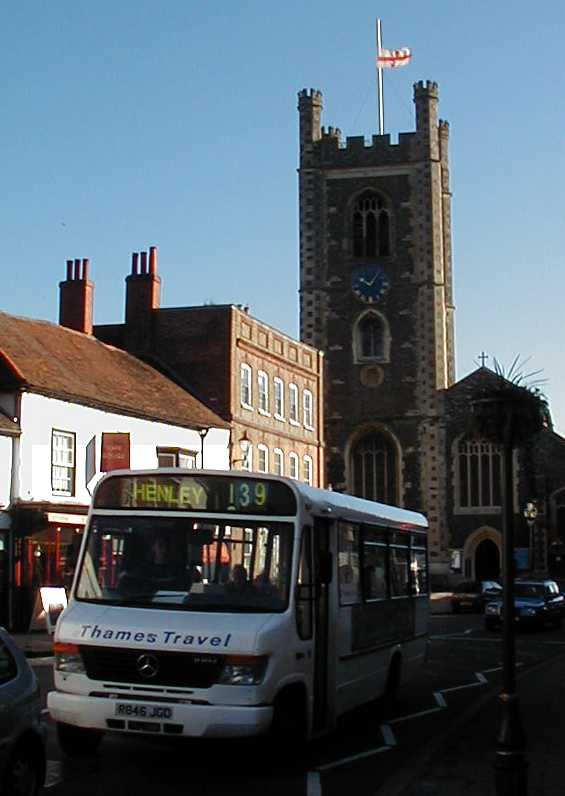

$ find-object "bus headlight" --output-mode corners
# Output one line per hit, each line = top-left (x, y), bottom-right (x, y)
(54, 642), (86, 674)
(218, 655), (268, 686)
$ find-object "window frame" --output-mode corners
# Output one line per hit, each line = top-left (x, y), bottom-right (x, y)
(240, 363), (253, 410)
(289, 383), (299, 425)
(289, 452), (299, 480)
(51, 429), (76, 497)
(273, 448), (284, 476)
(303, 389), (314, 430)
(274, 377), (285, 420)
(156, 447), (197, 469)
(257, 443), (269, 473)
(257, 370), (270, 415)
(303, 454), (313, 486)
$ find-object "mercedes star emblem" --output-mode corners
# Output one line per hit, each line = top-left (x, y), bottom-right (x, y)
(136, 653), (159, 679)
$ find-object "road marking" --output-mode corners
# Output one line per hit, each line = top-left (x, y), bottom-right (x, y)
(45, 760), (63, 789)
(381, 724), (397, 746)
(307, 771), (322, 796)
(386, 705), (444, 725)
(315, 744), (390, 772)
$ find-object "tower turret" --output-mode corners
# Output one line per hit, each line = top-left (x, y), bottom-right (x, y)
(298, 89), (323, 166)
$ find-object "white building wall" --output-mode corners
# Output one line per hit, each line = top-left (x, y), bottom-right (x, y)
(0, 434), (13, 508)
(16, 392), (230, 506)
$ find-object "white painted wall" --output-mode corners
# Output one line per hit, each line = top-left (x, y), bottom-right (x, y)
(15, 392), (230, 506)
(0, 434), (13, 508)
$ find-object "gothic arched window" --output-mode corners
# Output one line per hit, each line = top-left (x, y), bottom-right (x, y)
(353, 311), (390, 363)
(352, 191), (390, 258)
(457, 436), (502, 510)
(350, 432), (397, 503)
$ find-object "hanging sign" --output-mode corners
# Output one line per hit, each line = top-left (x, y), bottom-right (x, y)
(101, 433), (130, 472)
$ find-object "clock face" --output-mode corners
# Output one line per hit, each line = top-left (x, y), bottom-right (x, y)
(351, 266), (390, 303)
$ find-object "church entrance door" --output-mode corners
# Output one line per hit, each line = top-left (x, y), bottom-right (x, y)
(475, 538), (500, 581)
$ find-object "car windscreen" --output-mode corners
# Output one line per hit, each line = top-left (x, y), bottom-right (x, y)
(514, 583), (545, 599)
(75, 515), (293, 613)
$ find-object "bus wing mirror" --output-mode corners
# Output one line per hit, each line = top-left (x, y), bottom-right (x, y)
(318, 552), (333, 585)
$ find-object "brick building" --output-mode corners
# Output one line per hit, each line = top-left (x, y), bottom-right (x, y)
(63, 250), (325, 487)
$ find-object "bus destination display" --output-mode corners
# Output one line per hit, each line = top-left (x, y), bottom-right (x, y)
(94, 474), (297, 515)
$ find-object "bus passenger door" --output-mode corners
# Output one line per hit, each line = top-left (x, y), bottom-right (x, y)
(312, 517), (332, 735)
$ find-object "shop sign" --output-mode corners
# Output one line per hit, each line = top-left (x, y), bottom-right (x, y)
(101, 432), (131, 472)
(46, 512), (87, 526)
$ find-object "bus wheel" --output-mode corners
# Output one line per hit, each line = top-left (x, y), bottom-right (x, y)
(270, 686), (307, 747)
(383, 655), (402, 708)
(57, 723), (104, 757)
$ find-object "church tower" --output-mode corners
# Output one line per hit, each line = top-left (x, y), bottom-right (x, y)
(298, 81), (455, 573)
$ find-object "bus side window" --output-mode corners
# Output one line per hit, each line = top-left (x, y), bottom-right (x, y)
(338, 522), (361, 605)
(296, 527), (313, 640)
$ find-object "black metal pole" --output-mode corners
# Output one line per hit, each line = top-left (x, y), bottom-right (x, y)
(494, 416), (528, 795)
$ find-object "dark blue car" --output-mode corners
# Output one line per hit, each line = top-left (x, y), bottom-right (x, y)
(484, 579), (564, 630)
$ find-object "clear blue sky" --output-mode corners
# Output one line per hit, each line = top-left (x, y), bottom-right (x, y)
(3, 2), (565, 432)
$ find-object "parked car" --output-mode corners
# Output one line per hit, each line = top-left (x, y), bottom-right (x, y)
(0, 628), (46, 795)
(451, 580), (503, 613)
(485, 579), (565, 630)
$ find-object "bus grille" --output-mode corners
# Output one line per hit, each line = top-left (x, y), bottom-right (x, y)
(79, 645), (224, 688)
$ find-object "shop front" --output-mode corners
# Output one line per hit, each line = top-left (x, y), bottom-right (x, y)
(8, 505), (87, 631)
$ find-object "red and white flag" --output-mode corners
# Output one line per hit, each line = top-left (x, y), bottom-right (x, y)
(377, 47), (412, 69)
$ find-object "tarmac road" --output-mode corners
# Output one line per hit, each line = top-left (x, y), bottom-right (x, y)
(33, 612), (565, 796)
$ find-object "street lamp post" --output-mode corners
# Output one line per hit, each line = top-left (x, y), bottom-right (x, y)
(494, 418), (528, 795)
(523, 501), (538, 576)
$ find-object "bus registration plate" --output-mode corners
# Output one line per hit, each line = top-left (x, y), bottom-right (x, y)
(115, 703), (173, 720)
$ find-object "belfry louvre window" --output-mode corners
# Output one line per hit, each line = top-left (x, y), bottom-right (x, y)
(457, 437), (502, 510)
(352, 191), (390, 258)
(351, 432), (397, 503)
(359, 315), (385, 359)
(52, 430), (76, 496)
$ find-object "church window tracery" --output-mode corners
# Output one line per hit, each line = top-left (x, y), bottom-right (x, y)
(352, 191), (390, 258)
(350, 432), (397, 503)
(456, 436), (502, 511)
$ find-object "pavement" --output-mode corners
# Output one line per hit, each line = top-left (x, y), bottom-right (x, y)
(11, 599), (565, 796)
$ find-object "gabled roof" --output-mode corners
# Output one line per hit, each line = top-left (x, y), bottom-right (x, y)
(0, 311), (228, 431)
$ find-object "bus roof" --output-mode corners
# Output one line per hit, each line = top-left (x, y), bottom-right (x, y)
(92, 469), (428, 531)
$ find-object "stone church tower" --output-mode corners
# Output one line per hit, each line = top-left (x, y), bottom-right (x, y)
(297, 81), (455, 573)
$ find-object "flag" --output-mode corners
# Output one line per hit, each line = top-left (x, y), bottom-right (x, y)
(377, 47), (412, 69)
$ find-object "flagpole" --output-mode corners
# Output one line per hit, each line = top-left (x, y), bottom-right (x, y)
(376, 18), (384, 135)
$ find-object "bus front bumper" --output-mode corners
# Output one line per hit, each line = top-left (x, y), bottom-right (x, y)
(48, 690), (274, 739)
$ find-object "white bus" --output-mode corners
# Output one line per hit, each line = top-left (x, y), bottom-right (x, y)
(48, 469), (429, 753)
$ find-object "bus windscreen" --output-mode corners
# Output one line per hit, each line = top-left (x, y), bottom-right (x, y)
(93, 474), (297, 516)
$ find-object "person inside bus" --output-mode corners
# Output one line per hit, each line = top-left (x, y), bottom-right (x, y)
(118, 534), (191, 596)
(226, 564), (251, 594)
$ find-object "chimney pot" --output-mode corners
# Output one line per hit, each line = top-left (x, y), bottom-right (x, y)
(82, 258), (90, 281)
(149, 246), (157, 275)
(66, 260), (73, 280)
(140, 251), (148, 274)
(73, 259), (81, 280)
(132, 252), (139, 275)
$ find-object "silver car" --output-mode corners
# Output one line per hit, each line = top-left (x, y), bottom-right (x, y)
(0, 628), (46, 795)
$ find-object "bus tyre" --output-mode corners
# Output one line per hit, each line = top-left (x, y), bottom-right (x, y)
(270, 688), (307, 748)
(383, 655), (401, 708)
(57, 723), (104, 757)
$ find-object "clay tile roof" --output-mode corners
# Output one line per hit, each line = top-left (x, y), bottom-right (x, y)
(0, 311), (228, 430)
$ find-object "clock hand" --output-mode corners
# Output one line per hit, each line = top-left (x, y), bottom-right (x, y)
(366, 275), (378, 286)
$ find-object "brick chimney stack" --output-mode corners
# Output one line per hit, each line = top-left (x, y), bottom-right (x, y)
(59, 258), (94, 335)
(125, 245), (161, 352)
